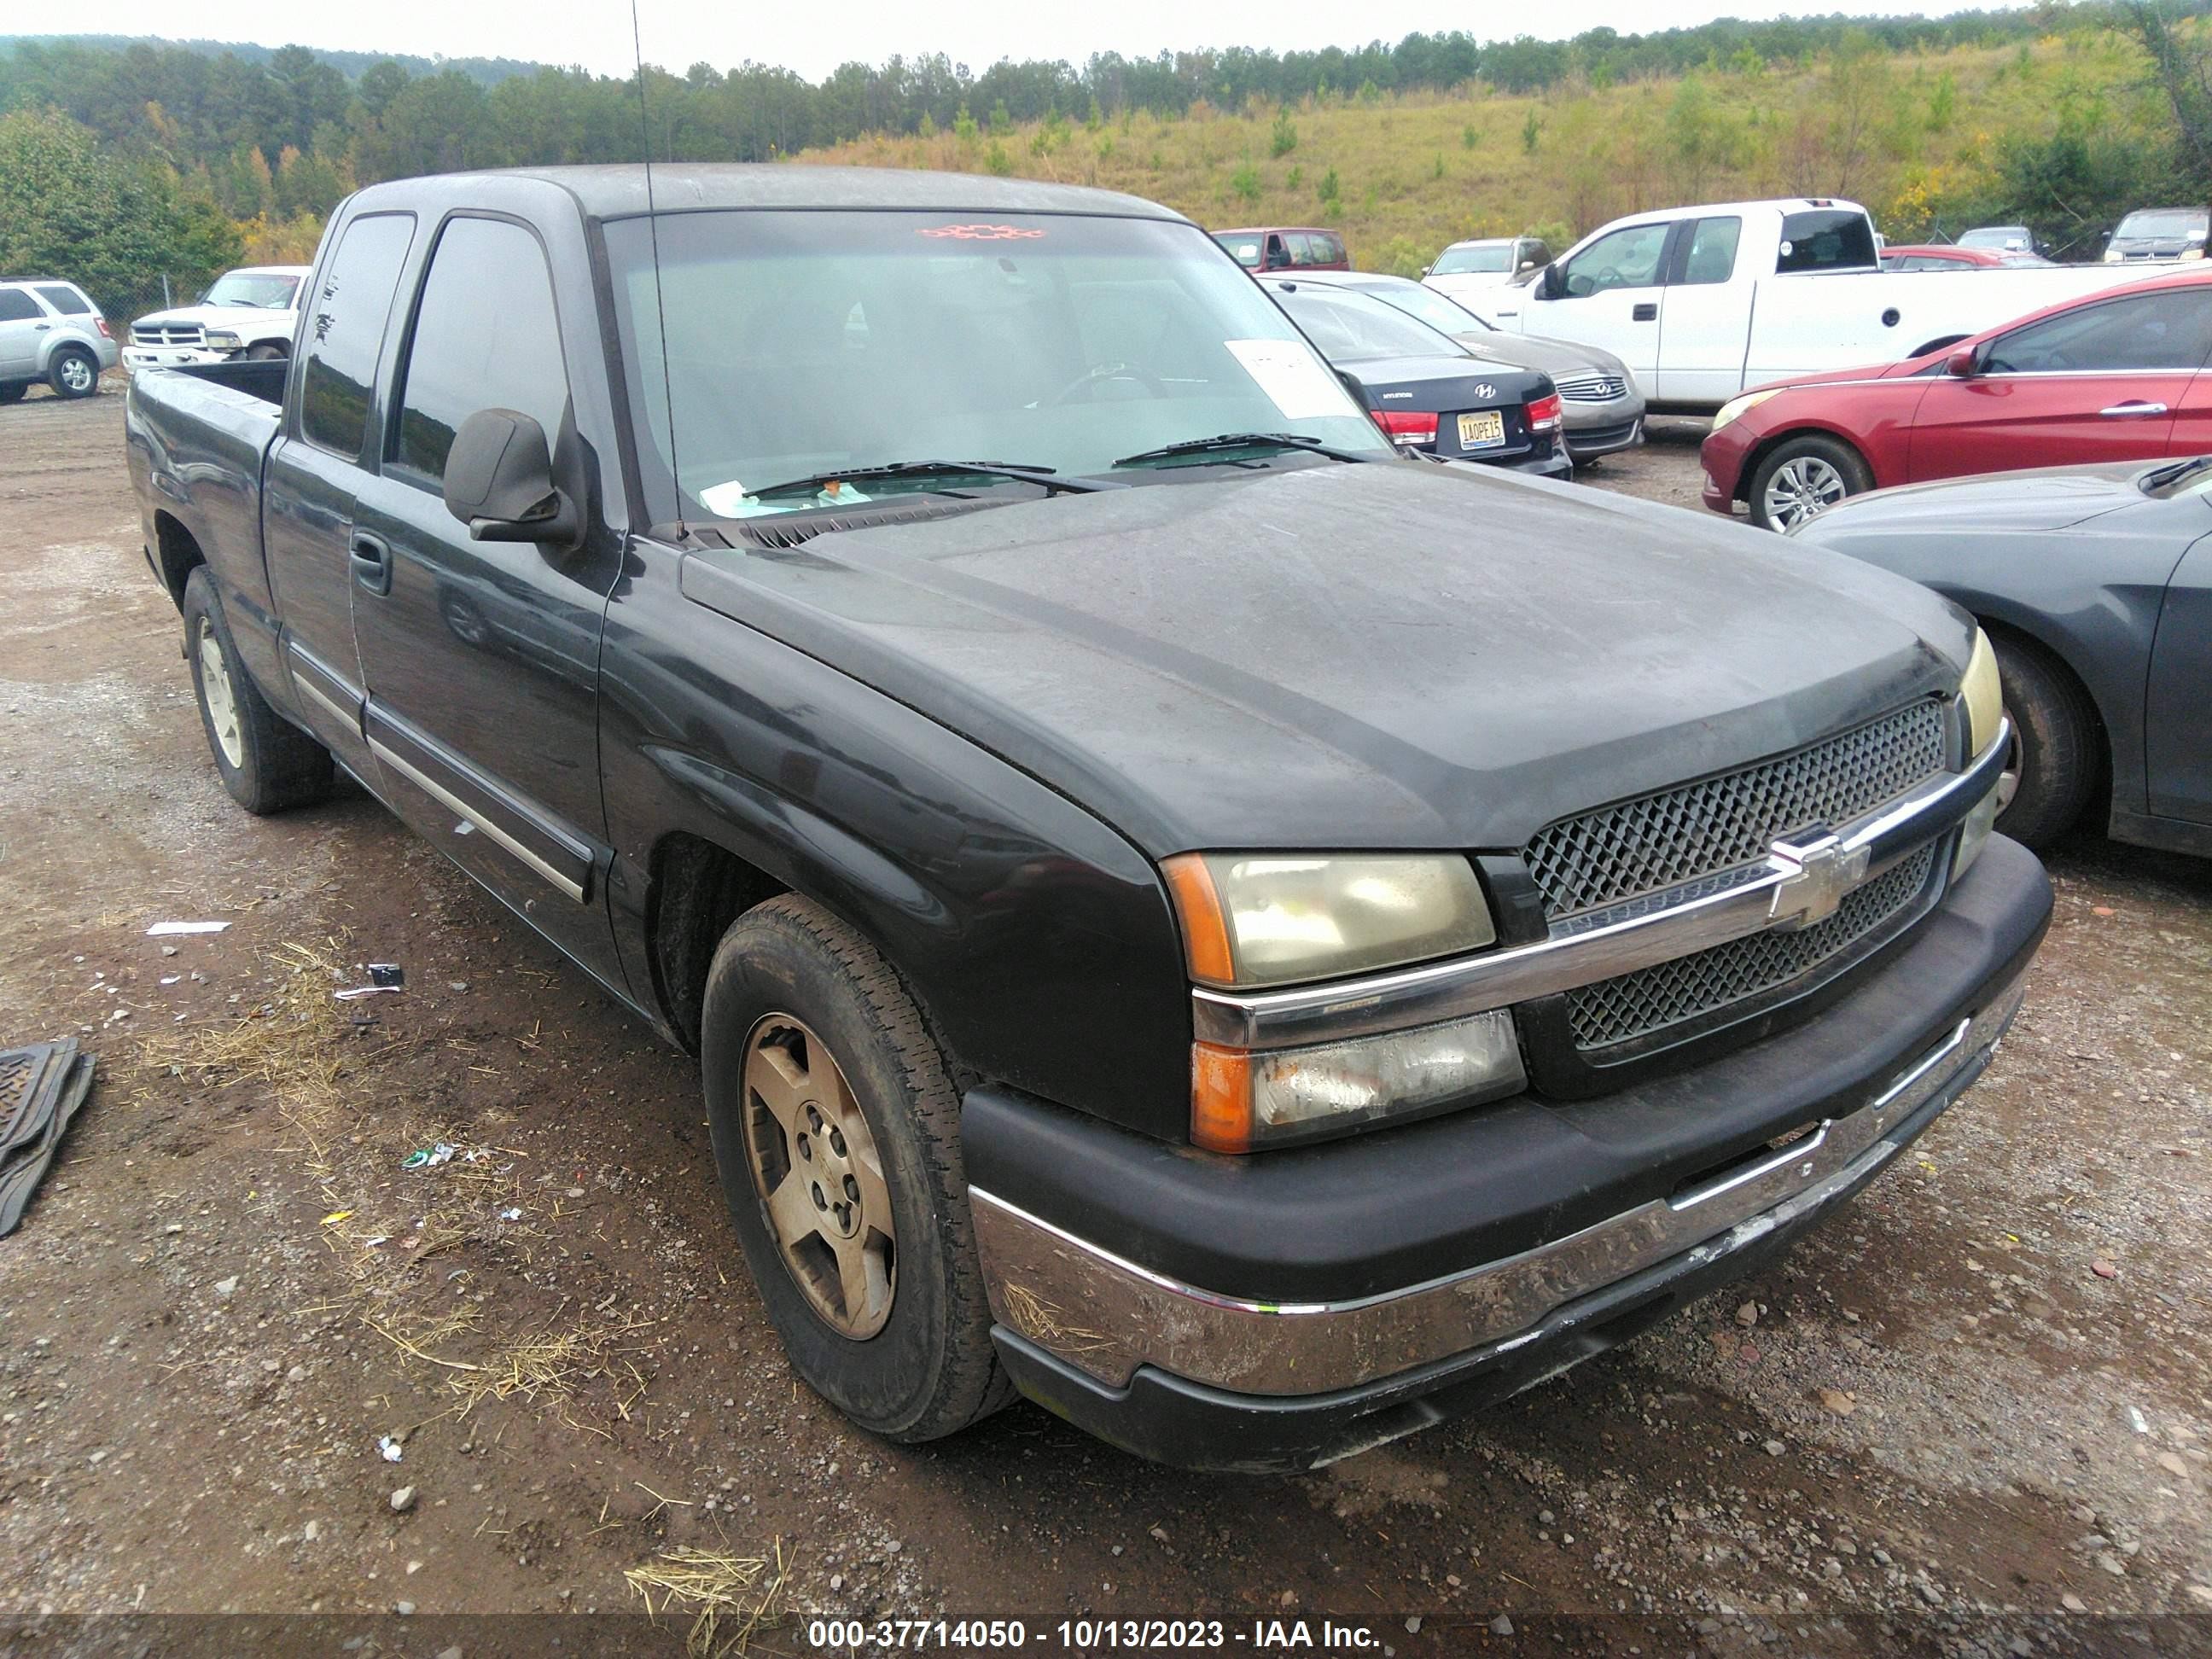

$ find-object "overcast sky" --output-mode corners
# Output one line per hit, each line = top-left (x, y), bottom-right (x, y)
(45, 0), (1967, 82)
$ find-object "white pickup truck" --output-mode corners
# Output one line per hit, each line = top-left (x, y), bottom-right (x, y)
(1474, 199), (2154, 411)
(123, 265), (310, 372)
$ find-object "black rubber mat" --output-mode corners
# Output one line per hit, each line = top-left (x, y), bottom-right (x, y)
(0, 1040), (96, 1237)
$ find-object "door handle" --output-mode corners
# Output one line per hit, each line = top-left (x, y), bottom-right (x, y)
(1632, 302), (1659, 322)
(2098, 401), (2168, 418)
(349, 531), (393, 597)
(34, 323), (51, 331)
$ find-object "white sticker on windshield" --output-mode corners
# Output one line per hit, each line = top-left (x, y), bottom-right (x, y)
(1225, 339), (1350, 421)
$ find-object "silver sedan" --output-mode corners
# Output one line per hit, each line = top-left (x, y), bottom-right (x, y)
(1301, 271), (1645, 462)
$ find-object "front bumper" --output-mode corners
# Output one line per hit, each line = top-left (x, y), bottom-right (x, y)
(965, 835), (2050, 1470)
(1563, 408), (1644, 460)
(124, 346), (230, 370)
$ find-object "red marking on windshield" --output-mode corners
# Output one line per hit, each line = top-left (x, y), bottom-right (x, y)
(918, 224), (1046, 241)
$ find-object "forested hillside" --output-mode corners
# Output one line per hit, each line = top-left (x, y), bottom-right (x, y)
(2, 5), (2206, 316)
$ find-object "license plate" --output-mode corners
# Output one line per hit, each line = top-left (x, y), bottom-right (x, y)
(1458, 410), (1506, 450)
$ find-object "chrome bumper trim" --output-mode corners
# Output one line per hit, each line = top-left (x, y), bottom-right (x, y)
(1191, 720), (2009, 1051)
(975, 971), (2023, 1396)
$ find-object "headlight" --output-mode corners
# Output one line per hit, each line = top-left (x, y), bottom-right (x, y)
(1193, 1011), (1526, 1152)
(1711, 388), (1779, 433)
(1165, 853), (1515, 1151)
(1953, 628), (2005, 879)
(206, 330), (243, 352)
(1161, 853), (1496, 989)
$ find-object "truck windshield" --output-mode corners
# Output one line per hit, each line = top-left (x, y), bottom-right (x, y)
(1431, 244), (1511, 275)
(201, 272), (300, 308)
(605, 210), (1389, 522)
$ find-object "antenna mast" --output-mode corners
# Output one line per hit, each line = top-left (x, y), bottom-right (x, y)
(632, 0), (684, 536)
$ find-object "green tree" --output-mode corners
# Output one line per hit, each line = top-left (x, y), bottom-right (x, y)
(0, 109), (240, 310)
(1318, 165), (1341, 204)
(1521, 109), (1542, 154)
(1231, 160), (1262, 204)
(1271, 107), (1297, 157)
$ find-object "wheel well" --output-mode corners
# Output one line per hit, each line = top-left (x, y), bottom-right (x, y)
(648, 833), (788, 1053)
(154, 512), (205, 610)
(1732, 427), (1872, 505)
(1978, 618), (2111, 751)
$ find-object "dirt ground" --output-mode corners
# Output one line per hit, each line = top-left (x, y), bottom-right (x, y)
(2, 388), (2209, 1658)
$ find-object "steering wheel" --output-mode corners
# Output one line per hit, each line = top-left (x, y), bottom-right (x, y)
(1052, 362), (1169, 405)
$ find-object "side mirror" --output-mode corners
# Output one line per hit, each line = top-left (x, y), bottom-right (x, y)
(442, 408), (580, 546)
(1419, 265), (1431, 277)
(1538, 263), (1565, 300)
(1945, 346), (1981, 378)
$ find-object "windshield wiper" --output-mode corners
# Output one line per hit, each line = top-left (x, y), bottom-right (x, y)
(1110, 432), (1375, 468)
(2142, 454), (2212, 492)
(744, 460), (1105, 501)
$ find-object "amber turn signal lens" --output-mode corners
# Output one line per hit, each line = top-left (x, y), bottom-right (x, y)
(1161, 853), (1237, 987)
(1190, 1043), (1253, 1154)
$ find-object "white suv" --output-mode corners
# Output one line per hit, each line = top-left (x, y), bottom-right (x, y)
(124, 265), (309, 371)
(0, 279), (120, 402)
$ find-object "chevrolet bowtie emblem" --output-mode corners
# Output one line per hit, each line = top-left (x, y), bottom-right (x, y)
(1767, 833), (1871, 928)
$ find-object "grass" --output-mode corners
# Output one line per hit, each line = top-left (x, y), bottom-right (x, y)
(626, 1541), (789, 1656)
(801, 26), (2173, 272)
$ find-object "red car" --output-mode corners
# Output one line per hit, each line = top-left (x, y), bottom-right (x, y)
(1879, 243), (2051, 271)
(1703, 267), (2212, 529)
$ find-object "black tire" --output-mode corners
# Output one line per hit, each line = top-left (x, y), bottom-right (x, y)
(1747, 434), (1874, 531)
(246, 343), (288, 361)
(48, 345), (101, 399)
(701, 895), (1012, 1443)
(1990, 633), (2098, 849)
(181, 568), (334, 815)
(0, 381), (26, 405)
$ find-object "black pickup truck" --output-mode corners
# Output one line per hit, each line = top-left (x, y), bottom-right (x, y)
(126, 166), (2048, 1472)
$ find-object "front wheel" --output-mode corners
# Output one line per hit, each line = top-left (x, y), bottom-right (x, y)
(1989, 634), (2098, 848)
(49, 346), (100, 399)
(182, 568), (334, 814)
(1748, 434), (1872, 531)
(701, 896), (1010, 1443)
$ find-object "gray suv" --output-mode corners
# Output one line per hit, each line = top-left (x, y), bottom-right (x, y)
(0, 279), (121, 402)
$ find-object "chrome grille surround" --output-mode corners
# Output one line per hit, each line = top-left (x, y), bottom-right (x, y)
(1524, 701), (1947, 922)
(131, 323), (205, 347)
(1553, 370), (1631, 402)
(1565, 844), (1938, 1050)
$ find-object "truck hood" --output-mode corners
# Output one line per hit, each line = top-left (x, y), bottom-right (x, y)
(680, 462), (1973, 856)
(131, 302), (296, 330)
(1792, 460), (2157, 537)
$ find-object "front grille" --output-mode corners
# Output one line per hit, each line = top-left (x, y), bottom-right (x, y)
(131, 323), (204, 347)
(1523, 701), (1947, 921)
(1566, 419), (1640, 451)
(1554, 371), (1630, 402)
(1566, 844), (1937, 1049)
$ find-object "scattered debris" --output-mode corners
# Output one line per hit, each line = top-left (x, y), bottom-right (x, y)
(2091, 1258), (2118, 1279)
(335, 984), (402, 1002)
(212, 1276), (239, 1297)
(389, 1485), (417, 1512)
(377, 1435), (405, 1464)
(0, 1039), (97, 1237)
(498, 1207), (523, 1222)
(2128, 1406), (2151, 1435)
(146, 921), (229, 936)
(403, 1144), (457, 1169)
(625, 1542), (786, 1653)
(367, 963), (405, 987)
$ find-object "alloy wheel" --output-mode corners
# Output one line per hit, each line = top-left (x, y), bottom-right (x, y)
(741, 1013), (895, 1339)
(58, 355), (95, 394)
(1761, 454), (1849, 528)
(196, 619), (244, 769)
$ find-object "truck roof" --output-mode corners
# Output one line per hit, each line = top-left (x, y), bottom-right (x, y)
(347, 164), (1185, 225)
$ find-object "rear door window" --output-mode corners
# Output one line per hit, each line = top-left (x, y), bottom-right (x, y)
(1777, 210), (1879, 273)
(298, 212), (417, 459)
(1677, 217), (1742, 285)
(0, 288), (40, 322)
(34, 285), (91, 315)
(1985, 289), (2212, 374)
(388, 216), (572, 484)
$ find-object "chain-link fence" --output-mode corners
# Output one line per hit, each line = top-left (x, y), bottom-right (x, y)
(90, 274), (207, 329)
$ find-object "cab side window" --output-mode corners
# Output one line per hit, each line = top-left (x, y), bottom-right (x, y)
(1562, 223), (1670, 296)
(1678, 217), (1742, 285)
(388, 217), (572, 484)
(298, 213), (417, 459)
(1984, 290), (2212, 375)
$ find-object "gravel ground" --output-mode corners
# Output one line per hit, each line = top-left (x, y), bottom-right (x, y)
(1, 389), (2208, 1657)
